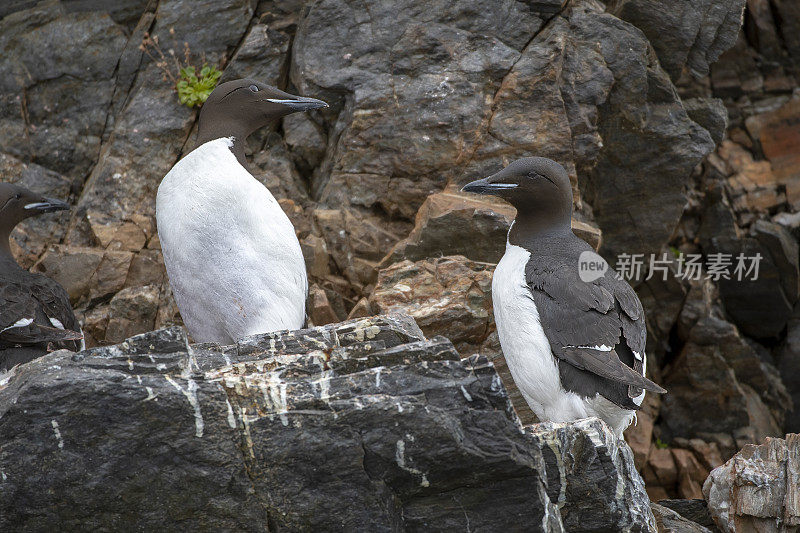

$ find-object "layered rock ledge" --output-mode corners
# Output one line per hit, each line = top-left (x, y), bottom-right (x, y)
(0, 315), (655, 532)
(704, 433), (800, 532)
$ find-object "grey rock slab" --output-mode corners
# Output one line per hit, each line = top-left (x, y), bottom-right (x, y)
(651, 503), (713, 533)
(0, 1), (127, 177)
(657, 499), (719, 532)
(607, 0), (745, 80)
(704, 434), (800, 532)
(0, 314), (659, 531)
(683, 97), (729, 146)
(564, 3), (715, 260)
(529, 418), (657, 532)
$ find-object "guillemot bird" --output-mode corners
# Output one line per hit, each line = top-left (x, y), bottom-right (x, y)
(0, 183), (83, 371)
(462, 157), (666, 437)
(157, 79), (328, 344)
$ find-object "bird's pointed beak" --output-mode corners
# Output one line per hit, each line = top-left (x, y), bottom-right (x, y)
(461, 176), (517, 195)
(265, 94), (329, 112)
(24, 197), (70, 213)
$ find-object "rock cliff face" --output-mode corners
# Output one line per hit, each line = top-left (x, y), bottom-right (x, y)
(0, 316), (655, 532)
(2, 0), (733, 342)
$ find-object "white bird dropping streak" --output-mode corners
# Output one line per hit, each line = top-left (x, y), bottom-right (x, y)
(51, 420), (64, 449)
(165, 375), (205, 437)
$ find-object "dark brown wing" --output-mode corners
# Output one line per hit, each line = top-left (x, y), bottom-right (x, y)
(26, 272), (81, 333)
(0, 274), (81, 349)
(525, 251), (665, 410)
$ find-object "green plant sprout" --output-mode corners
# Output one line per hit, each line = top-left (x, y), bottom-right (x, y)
(140, 30), (222, 108)
(177, 65), (222, 108)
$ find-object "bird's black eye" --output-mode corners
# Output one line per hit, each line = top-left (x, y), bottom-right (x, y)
(249, 84), (259, 92)
(14, 194), (21, 200)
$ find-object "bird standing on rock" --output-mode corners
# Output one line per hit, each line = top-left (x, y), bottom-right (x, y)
(0, 183), (83, 371)
(157, 79), (328, 344)
(462, 157), (666, 437)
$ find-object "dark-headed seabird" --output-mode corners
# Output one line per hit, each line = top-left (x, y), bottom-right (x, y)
(462, 157), (666, 437)
(156, 79), (328, 344)
(0, 183), (83, 371)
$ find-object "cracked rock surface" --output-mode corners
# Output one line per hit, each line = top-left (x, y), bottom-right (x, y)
(0, 315), (654, 532)
(0, 0), (727, 344)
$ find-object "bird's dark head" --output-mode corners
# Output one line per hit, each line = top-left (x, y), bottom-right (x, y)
(0, 183), (70, 229)
(196, 79), (328, 147)
(462, 157), (573, 235)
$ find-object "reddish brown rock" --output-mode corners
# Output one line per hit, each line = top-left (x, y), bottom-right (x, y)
(671, 449), (707, 500)
(314, 209), (407, 290)
(571, 219), (603, 252)
(675, 481), (699, 502)
(347, 298), (373, 320)
(87, 213), (148, 252)
(81, 305), (110, 348)
(625, 392), (661, 473)
(105, 285), (160, 344)
(648, 447), (679, 489)
(278, 198), (312, 239)
(382, 190), (602, 270)
(381, 191), (516, 266)
(647, 486), (670, 503)
(33, 246), (105, 304)
(745, 98), (800, 208)
(154, 285), (182, 333)
(368, 256), (494, 352)
(624, 410), (654, 472)
(307, 284), (339, 327)
(718, 140), (784, 213)
(124, 249), (167, 288)
(88, 250), (134, 302)
(300, 234), (330, 279)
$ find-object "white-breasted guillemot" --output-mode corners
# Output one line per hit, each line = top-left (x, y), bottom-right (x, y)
(0, 183), (83, 371)
(156, 79), (328, 344)
(462, 157), (666, 437)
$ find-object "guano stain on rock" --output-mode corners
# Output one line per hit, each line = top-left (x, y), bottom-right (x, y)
(0, 315), (655, 531)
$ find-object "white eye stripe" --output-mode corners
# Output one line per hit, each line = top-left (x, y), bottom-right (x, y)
(266, 98), (299, 104)
(24, 202), (48, 210)
(490, 183), (518, 189)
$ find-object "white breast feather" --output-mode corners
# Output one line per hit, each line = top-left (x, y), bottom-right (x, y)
(492, 242), (639, 437)
(492, 244), (588, 422)
(156, 137), (307, 344)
